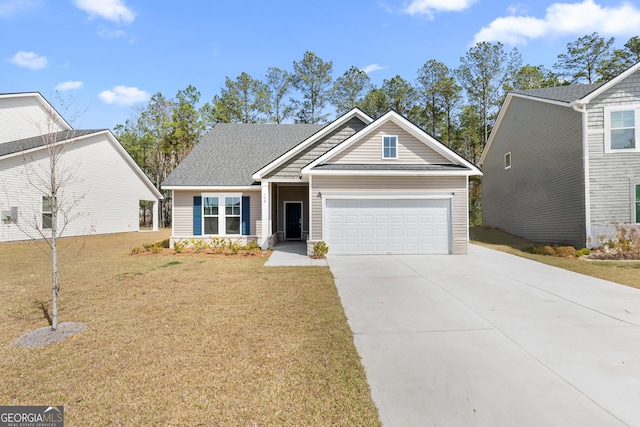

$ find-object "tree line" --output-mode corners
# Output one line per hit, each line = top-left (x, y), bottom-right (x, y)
(115, 32), (640, 226)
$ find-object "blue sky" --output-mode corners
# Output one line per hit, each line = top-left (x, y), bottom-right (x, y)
(3, 0), (640, 130)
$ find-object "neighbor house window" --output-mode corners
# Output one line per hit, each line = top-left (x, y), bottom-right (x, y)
(505, 152), (512, 170)
(225, 196), (241, 234)
(635, 184), (640, 223)
(203, 197), (219, 234)
(42, 196), (53, 229)
(605, 107), (640, 152)
(382, 135), (398, 159)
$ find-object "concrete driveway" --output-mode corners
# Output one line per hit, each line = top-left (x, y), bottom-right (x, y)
(327, 245), (640, 426)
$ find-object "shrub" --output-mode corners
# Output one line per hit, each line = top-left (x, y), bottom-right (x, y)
(313, 241), (329, 258)
(576, 247), (590, 257)
(131, 245), (143, 255)
(173, 239), (187, 254)
(228, 239), (241, 255)
(143, 240), (163, 254)
(555, 246), (577, 258)
(191, 238), (209, 253)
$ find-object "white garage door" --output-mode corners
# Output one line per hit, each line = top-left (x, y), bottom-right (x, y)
(325, 198), (451, 255)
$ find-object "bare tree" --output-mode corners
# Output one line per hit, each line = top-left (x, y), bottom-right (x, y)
(2, 112), (87, 330)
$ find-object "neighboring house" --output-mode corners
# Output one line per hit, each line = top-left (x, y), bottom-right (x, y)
(480, 62), (640, 248)
(0, 92), (162, 242)
(162, 109), (481, 255)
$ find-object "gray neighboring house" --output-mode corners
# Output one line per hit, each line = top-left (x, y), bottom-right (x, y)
(162, 109), (482, 255)
(480, 62), (640, 248)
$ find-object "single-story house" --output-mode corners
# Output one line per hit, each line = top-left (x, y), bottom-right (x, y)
(162, 109), (481, 255)
(0, 92), (162, 242)
(479, 62), (640, 248)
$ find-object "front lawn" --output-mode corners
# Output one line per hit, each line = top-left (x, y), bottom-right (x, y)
(0, 231), (380, 426)
(470, 227), (640, 290)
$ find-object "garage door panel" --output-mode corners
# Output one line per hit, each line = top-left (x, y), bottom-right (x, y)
(325, 198), (451, 255)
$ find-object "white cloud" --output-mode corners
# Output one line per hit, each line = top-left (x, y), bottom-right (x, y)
(99, 85), (149, 106)
(74, 0), (135, 24)
(403, 0), (476, 18)
(55, 81), (84, 91)
(7, 51), (47, 70)
(362, 64), (385, 74)
(98, 27), (127, 39)
(474, 0), (640, 45)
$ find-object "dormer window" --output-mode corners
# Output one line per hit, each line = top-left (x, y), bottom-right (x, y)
(382, 135), (398, 159)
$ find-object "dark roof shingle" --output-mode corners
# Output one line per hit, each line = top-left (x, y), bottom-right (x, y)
(511, 83), (604, 103)
(0, 130), (104, 157)
(162, 123), (325, 187)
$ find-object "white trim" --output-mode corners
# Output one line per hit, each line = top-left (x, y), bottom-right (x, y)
(0, 92), (72, 131)
(308, 169), (480, 177)
(163, 185), (259, 191)
(301, 110), (481, 176)
(308, 175), (314, 241)
(200, 193), (242, 236)
(283, 201), (303, 240)
(382, 135), (398, 160)
(251, 108), (373, 180)
(260, 182), (270, 249)
(320, 192), (454, 200)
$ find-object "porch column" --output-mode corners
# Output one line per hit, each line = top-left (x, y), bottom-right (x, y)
(260, 181), (271, 249)
(152, 200), (159, 231)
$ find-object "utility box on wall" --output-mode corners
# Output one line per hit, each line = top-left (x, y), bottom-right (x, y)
(1, 207), (18, 224)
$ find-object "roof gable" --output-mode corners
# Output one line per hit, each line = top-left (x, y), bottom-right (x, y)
(302, 110), (481, 176)
(252, 108), (373, 180)
(0, 92), (71, 144)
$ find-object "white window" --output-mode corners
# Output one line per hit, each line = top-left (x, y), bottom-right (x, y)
(504, 152), (511, 170)
(382, 135), (398, 159)
(42, 196), (53, 229)
(202, 194), (242, 235)
(605, 107), (640, 152)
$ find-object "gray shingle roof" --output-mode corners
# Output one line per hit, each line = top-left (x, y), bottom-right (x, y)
(162, 123), (325, 187)
(511, 83), (604, 103)
(0, 130), (103, 157)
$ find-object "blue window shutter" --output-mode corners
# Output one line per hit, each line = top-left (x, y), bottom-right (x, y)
(242, 196), (250, 235)
(193, 196), (202, 236)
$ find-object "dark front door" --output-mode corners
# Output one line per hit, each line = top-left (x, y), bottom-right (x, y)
(285, 202), (302, 239)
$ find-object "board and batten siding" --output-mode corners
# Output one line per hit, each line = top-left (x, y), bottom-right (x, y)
(585, 69), (640, 240)
(171, 189), (260, 238)
(482, 96), (586, 247)
(329, 122), (449, 164)
(0, 134), (158, 242)
(0, 96), (68, 144)
(310, 175), (469, 254)
(264, 117), (367, 181)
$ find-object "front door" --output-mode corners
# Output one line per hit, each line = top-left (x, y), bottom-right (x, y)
(285, 202), (302, 239)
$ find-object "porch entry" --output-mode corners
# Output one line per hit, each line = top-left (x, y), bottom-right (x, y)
(284, 201), (302, 240)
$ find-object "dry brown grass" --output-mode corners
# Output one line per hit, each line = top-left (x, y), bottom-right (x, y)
(0, 231), (380, 426)
(471, 227), (640, 290)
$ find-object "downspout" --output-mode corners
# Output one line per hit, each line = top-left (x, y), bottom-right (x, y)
(573, 101), (591, 247)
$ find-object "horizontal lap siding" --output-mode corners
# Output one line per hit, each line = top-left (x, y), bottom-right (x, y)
(0, 96), (68, 143)
(586, 71), (640, 239)
(310, 176), (469, 254)
(265, 118), (366, 181)
(1, 135), (158, 241)
(329, 122), (449, 164)
(482, 97), (586, 247)
(172, 190), (260, 238)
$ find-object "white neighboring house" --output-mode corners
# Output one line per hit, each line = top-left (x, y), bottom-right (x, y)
(0, 92), (162, 242)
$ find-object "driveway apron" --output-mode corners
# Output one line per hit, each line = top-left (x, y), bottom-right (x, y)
(327, 245), (640, 426)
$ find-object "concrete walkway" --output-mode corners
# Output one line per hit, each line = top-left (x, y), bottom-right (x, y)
(328, 245), (640, 426)
(263, 241), (328, 267)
